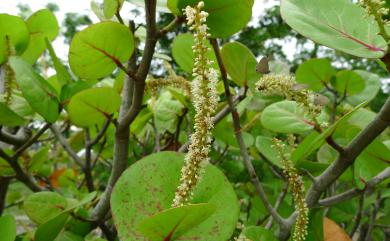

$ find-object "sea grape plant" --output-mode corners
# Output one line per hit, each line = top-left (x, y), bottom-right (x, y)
(0, 0), (390, 240)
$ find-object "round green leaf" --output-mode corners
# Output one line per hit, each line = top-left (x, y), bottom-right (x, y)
(24, 191), (68, 224)
(280, 0), (387, 58)
(111, 151), (239, 241)
(173, 0), (253, 38)
(260, 100), (314, 134)
(0, 103), (26, 127)
(22, 9), (59, 64)
(0, 215), (16, 241)
(295, 58), (335, 91)
(104, 0), (125, 18)
(68, 87), (121, 126)
(0, 14), (29, 64)
(347, 70), (381, 106)
(9, 56), (59, 123)
(332, 70), (365, 96)
(69, 21), (134, 80)
(137, 203), (216, 240)
(172, 33), (217, 73)
(221, 41), (260, 87)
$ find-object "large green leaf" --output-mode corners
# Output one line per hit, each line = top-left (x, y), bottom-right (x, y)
(9, 56), (59, 123)
(347, 70), (381, 106)
(260, 100), (314, 134)
(68, 87), (120, 126)
(21, 9), (59, 64)
(221, 41), (260, 87)
(0, 14), (29, 64)
(111, 151), (239, 241)
(280, 0), (387, 58)
(295, 58), (335, 91)
(332, 70), (365, 96)
(69, 21), (134, 80)
(104, 0), (125, 18)
(172, 0), (253, 38)
(0, 215), (16, 241)
(172, 33), (216, 73)
(24, 191), (68, 224)
(0, 102), (26, 127)
(137, 203), (216, 240)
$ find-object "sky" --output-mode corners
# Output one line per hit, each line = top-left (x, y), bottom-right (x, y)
(0, 0), (283, 60)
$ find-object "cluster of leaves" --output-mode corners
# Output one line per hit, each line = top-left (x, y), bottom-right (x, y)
(0, 0), (389, 241)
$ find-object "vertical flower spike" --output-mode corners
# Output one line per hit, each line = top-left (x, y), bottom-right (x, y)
(3, 36), (16, 105)
(172, 1), (219, 207)
(272, 137), (308, 241)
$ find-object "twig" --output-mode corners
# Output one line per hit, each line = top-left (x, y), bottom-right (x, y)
(318, 167), (390, 206)
(265, 182), (289, 229)
(84, 128), (95, 192)
(50, 126), (84, 167)
(210, 38), (287, 230)
(12, 123), (51, 159)
(364, 192), (381, 241)
(349, 194), (365, 237)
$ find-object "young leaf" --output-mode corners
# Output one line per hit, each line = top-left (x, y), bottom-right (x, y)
(260, 100), (314, 134)
(0, 215), (16, 241)
(221, 41), (260, 87)
(21, 9), (59, 64)
(9, 56), (60, 123)
(68, 87), (120, 126)
(0, 102), (26, 127)
(295, 58), (336, 91)
(103, 0), (125, 18)
(0, 14), (29, 64)
(111, 151), (239, 241)
(45, 38), (72, 86)
(137, 203), (216, 241)
(69, 21), (134, 80)
(281, 0), (387, 58)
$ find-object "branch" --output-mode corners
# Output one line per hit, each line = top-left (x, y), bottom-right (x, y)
(87, 119), (111, 148)
(265, 182), (289, 229)
(12, 123), (51, 159)
(92, 3), (159, 219)
(318, 167), (390, 206)
(84, 128), (95, 192)
(306, 96), (390, 208)
(157, 16), (184, 37)
(0, 127), (30, 146)
(0, 148), (42, 192)
(50, 126), (84, 167)
(210, 38), (287, 229)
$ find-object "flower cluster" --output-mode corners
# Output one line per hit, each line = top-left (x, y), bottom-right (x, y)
(3, 36), (15, 105)
(256, 74), (323, 121)
(172, 1), (219, 207)
(272, 137), (308, 241)
(359, 0), (390, 40)
(146, 76), (192, 99)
